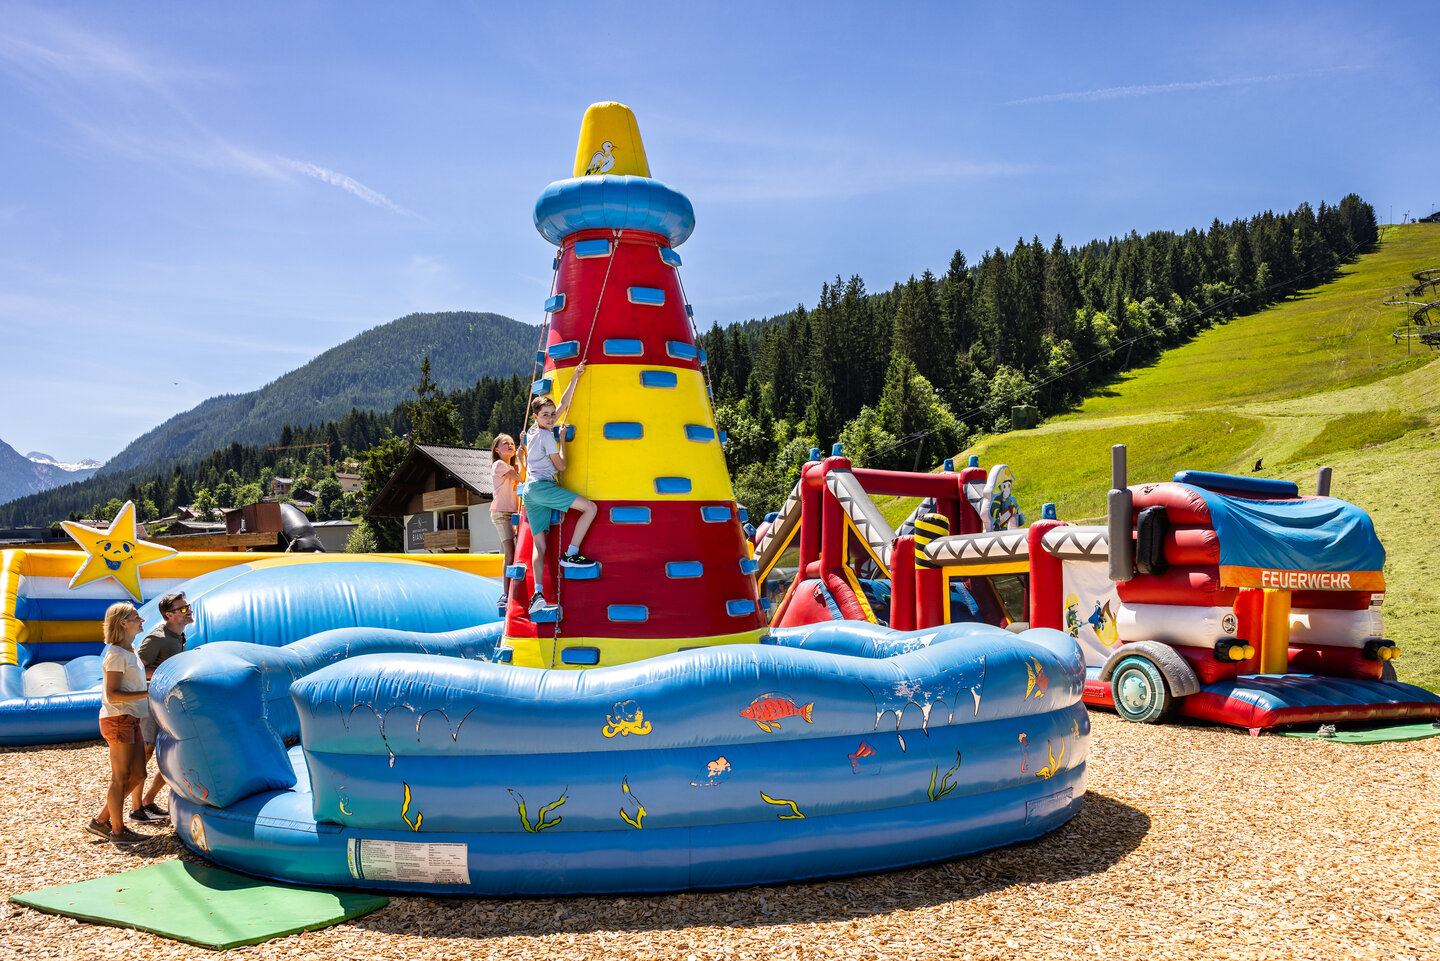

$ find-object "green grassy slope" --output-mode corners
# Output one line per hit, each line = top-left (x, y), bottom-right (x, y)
(966, 223), (1440, 691)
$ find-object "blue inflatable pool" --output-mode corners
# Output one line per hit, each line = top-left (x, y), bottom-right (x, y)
(158, 619), (1088, 895)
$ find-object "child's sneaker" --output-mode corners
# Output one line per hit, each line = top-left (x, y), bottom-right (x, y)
(560, 552), (597, 568)
(528, 592), (549, 615)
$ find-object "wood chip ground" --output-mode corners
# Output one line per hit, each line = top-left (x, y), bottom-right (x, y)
(3, 714), (1437, 960)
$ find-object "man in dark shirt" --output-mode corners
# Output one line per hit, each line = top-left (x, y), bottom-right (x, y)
(129, 593), (193, 823)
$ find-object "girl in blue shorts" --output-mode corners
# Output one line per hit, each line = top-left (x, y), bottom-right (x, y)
(522, 362), (598, 613)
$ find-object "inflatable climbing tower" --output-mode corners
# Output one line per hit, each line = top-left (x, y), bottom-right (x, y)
(500, 102), (768, 668)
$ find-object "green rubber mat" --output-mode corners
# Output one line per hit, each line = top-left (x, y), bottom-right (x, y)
(9, 859), (388, 949)
(1284, 722), (1440, 744)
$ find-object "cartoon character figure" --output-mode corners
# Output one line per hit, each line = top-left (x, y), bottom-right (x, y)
(978, 465), (1026, 532)
(691, 756), (732, 787)
(585, 140), (615, 175)
(1064, 593), (1081, 636)
(741, 693), (814, 732)
(1087, 599), (1120, 646)
(603, 699), (652, 738)
(1018, 732), (1030, 774)
(990, 476), (1025, 530)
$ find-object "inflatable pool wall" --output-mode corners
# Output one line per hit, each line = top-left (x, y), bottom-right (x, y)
(504, 102), (768, 669)
(159, 618), (1087, 895)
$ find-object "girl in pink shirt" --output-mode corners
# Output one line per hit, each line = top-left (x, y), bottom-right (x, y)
(490, 434), (520, 606)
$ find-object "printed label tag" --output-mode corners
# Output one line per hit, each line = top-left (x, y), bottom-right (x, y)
(346, 838), (468, 884)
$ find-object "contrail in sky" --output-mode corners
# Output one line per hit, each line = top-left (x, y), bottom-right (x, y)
(280, 159), (411, 215)
(1005, 66), (1365, 105)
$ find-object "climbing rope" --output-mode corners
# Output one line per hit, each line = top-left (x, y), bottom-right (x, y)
(539, 230), (626, 667)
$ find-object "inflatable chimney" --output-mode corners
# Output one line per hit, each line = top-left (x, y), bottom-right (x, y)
(499, 102), (768, 668)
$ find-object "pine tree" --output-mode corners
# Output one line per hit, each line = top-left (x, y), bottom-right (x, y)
(1042, 236), (1079, 343)
(403, 356), (462, 447)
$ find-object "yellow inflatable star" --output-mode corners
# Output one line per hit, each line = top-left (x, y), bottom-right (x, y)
(61, 500), (177, 601)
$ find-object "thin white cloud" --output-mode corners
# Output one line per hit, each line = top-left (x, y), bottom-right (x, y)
(1, 8), (411, 214)
(280, 159), (413, 215)
(1005, 66), (1366, 106)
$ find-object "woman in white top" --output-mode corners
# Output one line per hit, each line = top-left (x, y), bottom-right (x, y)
(86, 603), (151, 845)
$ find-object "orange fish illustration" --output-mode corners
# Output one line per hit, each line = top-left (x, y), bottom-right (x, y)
(1025, 658), (1049, 699)
(741, 693), (814, 732)
(848, 741), (877, 772)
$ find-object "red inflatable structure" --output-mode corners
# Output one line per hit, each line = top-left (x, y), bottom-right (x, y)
(757, 444), (1440, 733)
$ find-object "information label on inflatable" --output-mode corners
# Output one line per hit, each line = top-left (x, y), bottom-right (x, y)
(345, 839), (468, 885)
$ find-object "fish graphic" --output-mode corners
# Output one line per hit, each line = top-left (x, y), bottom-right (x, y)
(691, 756), (733, 787)
(848, 741), (878, 773)
(1025, 658), (1049, 699)
(741, 693), (814, 732)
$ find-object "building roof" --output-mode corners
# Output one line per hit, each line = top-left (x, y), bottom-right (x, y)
(367, 443), (494, 518)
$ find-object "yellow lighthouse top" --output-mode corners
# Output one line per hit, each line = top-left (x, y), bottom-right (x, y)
(572, 101), (650, 178)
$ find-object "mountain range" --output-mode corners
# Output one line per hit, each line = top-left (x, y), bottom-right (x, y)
(0, 310), (536, 511)
(0, 441), (101, 506)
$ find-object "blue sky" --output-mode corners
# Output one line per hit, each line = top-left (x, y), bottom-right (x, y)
(2, 2), (1435, 463)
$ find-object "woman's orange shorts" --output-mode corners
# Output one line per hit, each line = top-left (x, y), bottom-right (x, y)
(99, 714), (143, 745)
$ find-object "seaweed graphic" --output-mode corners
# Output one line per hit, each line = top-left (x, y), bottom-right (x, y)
(618, 776), (647, 828)
(927, 751), (963, 801)
(401, 781), (422, 831)
(510, 787), (568, 833)
(1034, 739), (1065, 780)
(759, 791), (806, 819)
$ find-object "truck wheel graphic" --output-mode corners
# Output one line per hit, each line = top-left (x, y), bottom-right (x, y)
(1112, 656), (1174, 724)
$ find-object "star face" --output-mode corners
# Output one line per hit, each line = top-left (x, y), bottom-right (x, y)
(61, 501), (178, 601)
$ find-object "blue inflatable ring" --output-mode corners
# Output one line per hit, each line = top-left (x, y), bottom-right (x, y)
(534, 175), (695, 247)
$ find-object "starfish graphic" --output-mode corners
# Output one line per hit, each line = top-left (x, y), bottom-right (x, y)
(61, 501), (177, 601)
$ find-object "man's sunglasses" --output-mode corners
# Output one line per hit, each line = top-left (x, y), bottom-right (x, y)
(165, 604), (192, 615)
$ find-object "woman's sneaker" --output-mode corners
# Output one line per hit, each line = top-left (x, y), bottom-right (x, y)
(560, 552), (597, 568)
(129, 803), (168, 824)
(110, 827), (148, 845)
(84, 818), (110, 840)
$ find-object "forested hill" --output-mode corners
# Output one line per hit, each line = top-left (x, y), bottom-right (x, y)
(103, 311), (534, 473)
